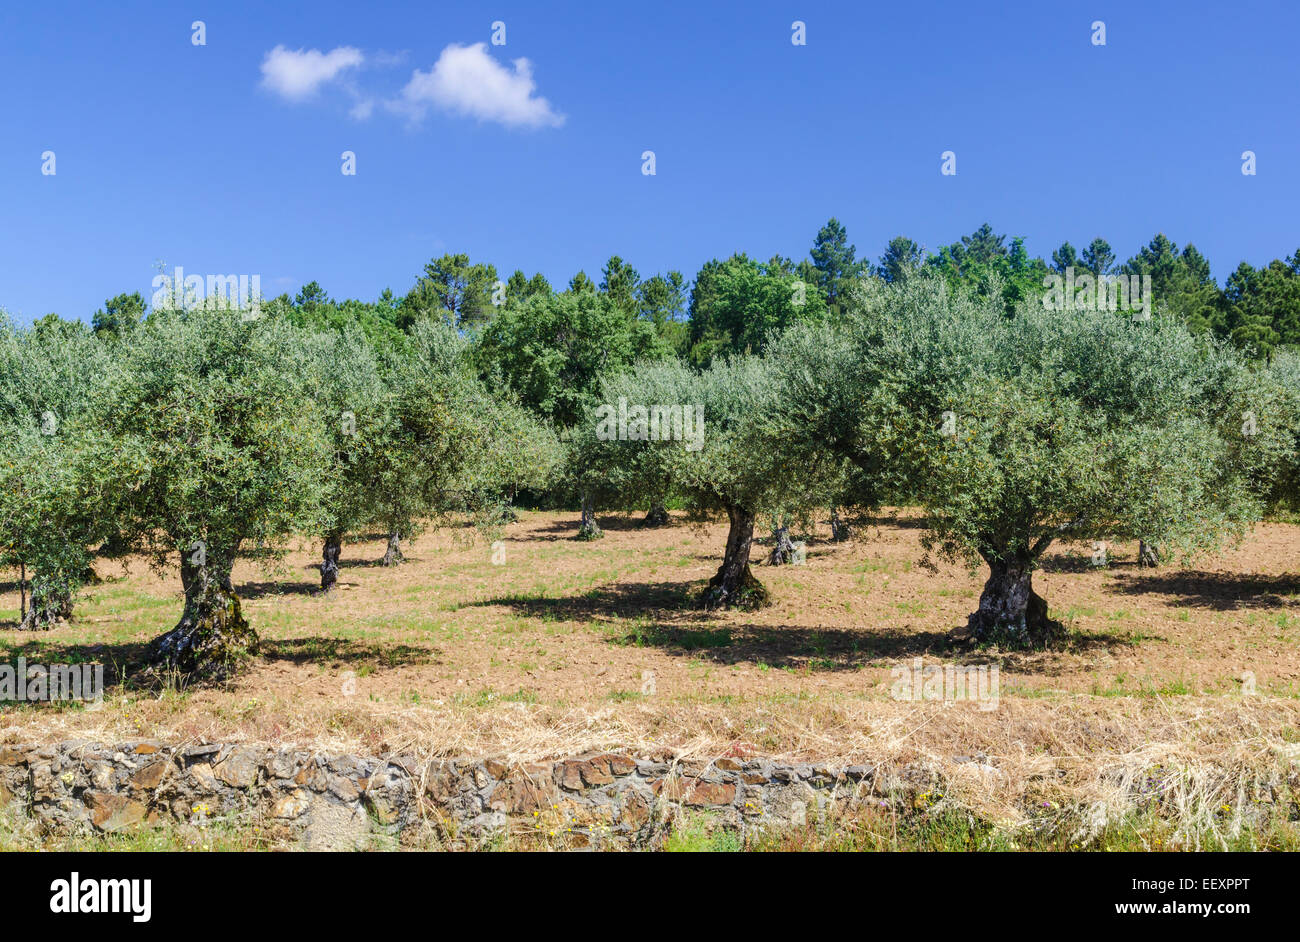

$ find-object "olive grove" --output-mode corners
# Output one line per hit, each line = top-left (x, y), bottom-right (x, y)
(5, 217), (1300, 683)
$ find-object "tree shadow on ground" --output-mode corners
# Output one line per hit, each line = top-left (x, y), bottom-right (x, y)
(303, 557), (388, 571)
(617, 621), (1128, 674)
(1038, 555), (1140, 575)
(260, 637), (438, 668)
(472, 580), (714, 623)
(347, 556), (417, 568)
(0, 632), (438, 699)
(0, 637), (144, 686)
(861, 514), (929, 531)
(1109, 570), (1300, 610)
(235, 580), (321, 600)
(472, 579), (1122, 674)
(529, 514), (665, 540)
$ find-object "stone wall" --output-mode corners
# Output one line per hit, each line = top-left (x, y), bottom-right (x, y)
(0, 740), (902, 850)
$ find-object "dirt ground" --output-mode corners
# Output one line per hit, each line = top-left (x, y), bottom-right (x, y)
(2, 510), (1299, 767)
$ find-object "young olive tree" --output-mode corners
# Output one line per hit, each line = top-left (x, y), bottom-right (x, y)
(1254, 349), (1300, 515)
(467, 386), (563, 525)
(563, 390), (660, 541)
(0, 426), (88, 629)
(88, 302), (332, 679)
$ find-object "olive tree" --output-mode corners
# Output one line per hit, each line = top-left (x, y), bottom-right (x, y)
(467, 385), (563, 523)
(365, 318), (558, 565)
(785, 275), (1272, 645)
(0, 425), (89, 629)
(587, 356), (834, 609)
(1255, 349), (1300, 514)
(299, 326), (388, 589)
(472, 289), (668, 536)
(0, 315), (113, 629)
(561, 418), (633, 541)
(88, 302), (332, 679)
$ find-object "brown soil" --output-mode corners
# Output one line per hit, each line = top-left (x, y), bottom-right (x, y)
(2, 510), (1298, 763)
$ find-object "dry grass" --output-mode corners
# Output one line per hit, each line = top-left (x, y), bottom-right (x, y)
(2, 509), (1299, 848)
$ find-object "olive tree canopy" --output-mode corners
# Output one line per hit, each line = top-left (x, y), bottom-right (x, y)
(774, 275), (1273, 645)
(0, 314), (114, 629)
(585, 356), (837, 608)
(88, 302), (333, 679)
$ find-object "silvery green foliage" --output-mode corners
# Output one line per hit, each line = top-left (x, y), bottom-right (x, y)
(584, 355), (841, 521)
(298, 325), (389, 542)
(915, 294), (1265, 568)
(0, 422), (87, 627)
(470, 389), (562, 515)
(84, 302), (333, 580)
(0, 314), (114, 627)
(356, 316), (559, 546)
(567, 359), (689, 513)
(579, 354), (840, 604)
(766, 273), (1276, 640)
(673, 355), (831, 521)
(790, 272), (1270, 567)
(1259, 349), (1300, 511)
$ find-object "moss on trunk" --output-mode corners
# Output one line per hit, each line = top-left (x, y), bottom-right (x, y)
(576, 492), (603, 541)
(147, 552), (258, 682)
(967, 552), (1063, 647)
(700, 505), (770, 610)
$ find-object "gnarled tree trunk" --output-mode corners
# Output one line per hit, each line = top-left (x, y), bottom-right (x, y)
(767, 519), (799, 566)
(382, 530), (404, 566)
(642, 502), (670, 528)
(829, 506), (851, 542)
(967, 550), (1062, 646)
(320, 530), (344, 592)
(147, 549), (257, 682)
(1138, 540), (1160, 568)
(576, 491), (603, 541)
(17, 568), (73, 631)
(701, 505), (769, 610)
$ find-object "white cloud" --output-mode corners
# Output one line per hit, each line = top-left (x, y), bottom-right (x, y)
(394, 43), (564, 129)
(260, 45), (365, 101)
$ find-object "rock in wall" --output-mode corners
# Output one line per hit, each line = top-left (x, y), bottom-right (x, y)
(0, 740), (890, 850)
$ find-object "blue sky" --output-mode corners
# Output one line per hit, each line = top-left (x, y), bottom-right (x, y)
(1, 0), (1297, 323)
